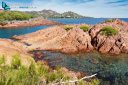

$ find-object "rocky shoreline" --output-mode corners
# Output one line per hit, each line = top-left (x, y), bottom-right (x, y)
(11, 19), (128, 55)
(0, 18), (61, 28)
(0, 19), (127, 85)
(0, 19), (128, 62)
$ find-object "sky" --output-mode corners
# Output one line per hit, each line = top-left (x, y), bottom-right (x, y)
(0, 0), (128, 18)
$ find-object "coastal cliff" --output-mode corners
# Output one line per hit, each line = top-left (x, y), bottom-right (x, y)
(13, 19), (128, 54)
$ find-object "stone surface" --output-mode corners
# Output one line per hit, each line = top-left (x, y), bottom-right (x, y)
(13, 19), (128, 54)
(90, 19), (128, 54)
(0, 38), (31, 66)
(14, 25), (93, 54)
(0, 18), (61, 28)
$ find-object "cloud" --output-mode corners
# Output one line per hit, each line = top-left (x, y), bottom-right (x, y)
(106, 0), (128, 6)
(0, 0), (127, 18)
(35, 0), (95, 4)
(107, 0), (128, 4)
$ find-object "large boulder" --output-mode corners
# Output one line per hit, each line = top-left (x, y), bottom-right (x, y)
(90, 19), (128, 54)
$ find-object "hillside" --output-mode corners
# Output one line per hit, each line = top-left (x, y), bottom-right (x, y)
(0, 11), (60, 28)
(0, 11), (35, 21)
(26, 10), (90, 18)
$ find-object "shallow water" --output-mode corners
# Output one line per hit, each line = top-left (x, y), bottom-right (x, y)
(39, 51), (128, 85)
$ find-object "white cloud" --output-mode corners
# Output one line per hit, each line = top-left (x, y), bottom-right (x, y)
(0, 0), (128, 18)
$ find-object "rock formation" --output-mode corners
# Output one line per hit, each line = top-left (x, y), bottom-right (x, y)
(14, 25), (93, 54)
(13, 19), (128, 54)
(0, 18), (61, 28)
(0, 38), (32, 66)
(90, 19), (128, 54)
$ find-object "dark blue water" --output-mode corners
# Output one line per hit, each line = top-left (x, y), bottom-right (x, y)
(0, 18), (128, 38)
(0, 26), (49, 38)
(49, 18), (128, 24)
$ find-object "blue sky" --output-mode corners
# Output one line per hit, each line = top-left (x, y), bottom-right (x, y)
(0, 0), (128, 18)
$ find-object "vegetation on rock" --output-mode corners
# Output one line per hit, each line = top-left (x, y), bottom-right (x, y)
(64, 25), (73, 31)
(104, 19), (119, 23)
(0, 11), (35, 22)
(101, 26), (118, 36)
(80, 25), (90, 32)
(0, 20), (8, 26)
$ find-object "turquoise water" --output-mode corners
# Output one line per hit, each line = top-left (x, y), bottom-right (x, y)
(49, 18), (128, 24)
(39, 51), (128, 85)
(0, 26), (49, 38)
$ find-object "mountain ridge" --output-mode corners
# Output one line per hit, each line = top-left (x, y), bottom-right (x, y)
(25, 9), (92, 18)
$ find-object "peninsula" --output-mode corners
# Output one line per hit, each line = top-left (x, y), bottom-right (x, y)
(0, 11), (61, 28)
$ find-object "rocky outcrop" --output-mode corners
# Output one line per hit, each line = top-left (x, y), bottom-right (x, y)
(0, 38), (32, 66)
(0, 18), (61, 28)
(61, 28), (93, 53)
(13, 19), (128, 54)
(90, 19), (128, 54)
(13, 25), (93, 54)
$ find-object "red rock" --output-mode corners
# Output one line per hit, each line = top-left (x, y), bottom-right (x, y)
(0, 18), (61, 28)
(14, 25), (93, 54)
(0, 38), (31, 66)
(13, 19), (128, 54)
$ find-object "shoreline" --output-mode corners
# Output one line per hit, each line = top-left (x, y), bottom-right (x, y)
(0, 19), (128, 55)
(0, 18), (62, 29)
(12, 19), (128, 55)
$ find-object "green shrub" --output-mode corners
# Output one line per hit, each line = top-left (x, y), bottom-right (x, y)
(0, 55), (98, 85)
(104, 19), (118, 23)
(0, 19), (8, 26)
(78, 80), (85, 85)
(0, 11), (35, 21)
(64, 26), (73, 31)
(11, 54), (21, 69)
(80, 25), (90, 32)
(91, 79), (100, 85)
(0, 55), (5, 65)
(37, 62), (49, 76)
(101, 26), (118, 36)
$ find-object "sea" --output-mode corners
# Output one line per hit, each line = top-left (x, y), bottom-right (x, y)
(0, 18), (128, 85)
(0, 18), (128, 38)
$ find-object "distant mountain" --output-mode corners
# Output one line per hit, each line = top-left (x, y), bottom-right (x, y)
(26, 10), (91, 18)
